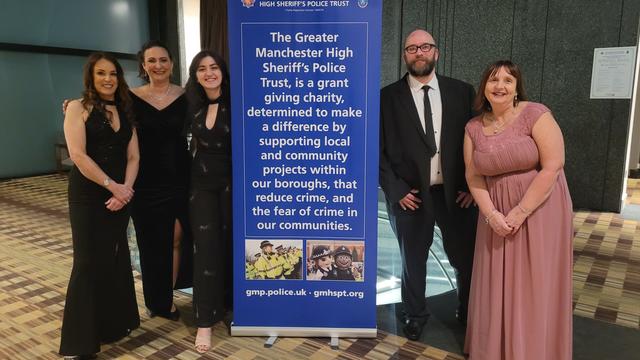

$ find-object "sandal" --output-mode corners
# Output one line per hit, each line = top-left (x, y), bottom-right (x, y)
(195, 327), (212, 353)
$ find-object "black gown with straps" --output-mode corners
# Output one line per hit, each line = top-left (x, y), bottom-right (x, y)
(60, 107), (140, 356)
(129, 91), (193, 317)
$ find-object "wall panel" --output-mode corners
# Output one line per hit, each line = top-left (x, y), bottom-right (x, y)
(0, 0), (148, 178)
(380, 0), (639, 211)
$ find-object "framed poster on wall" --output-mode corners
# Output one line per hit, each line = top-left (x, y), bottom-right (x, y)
(590, 46), (637, 99)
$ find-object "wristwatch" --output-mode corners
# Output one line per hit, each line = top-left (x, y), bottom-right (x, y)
(103, 177), (111, 187)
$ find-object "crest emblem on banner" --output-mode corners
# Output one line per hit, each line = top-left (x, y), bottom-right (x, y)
(242, 0), (255, 8)
(357, 0), (368, 8)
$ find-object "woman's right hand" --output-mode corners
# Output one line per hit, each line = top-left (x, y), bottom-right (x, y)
(107, 182), (134, 204)
(62, 99), (70, 114)
(488, 211), (513, 237)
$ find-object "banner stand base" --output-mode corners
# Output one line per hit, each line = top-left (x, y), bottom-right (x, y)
(231, 324), (377, 340)
(330, 336), (339, 350)
(264, 336), (277, 348)
(261, 335), (340, 350)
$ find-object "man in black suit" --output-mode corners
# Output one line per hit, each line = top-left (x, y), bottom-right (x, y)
(379, 29), (478, 340)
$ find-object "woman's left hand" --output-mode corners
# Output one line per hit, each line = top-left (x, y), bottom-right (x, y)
(504, 206), (529, 234)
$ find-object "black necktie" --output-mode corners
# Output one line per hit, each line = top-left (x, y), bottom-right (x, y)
(422, 85), (437, 156)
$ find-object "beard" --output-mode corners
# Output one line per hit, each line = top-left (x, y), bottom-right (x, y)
(406, 57), (436, 77)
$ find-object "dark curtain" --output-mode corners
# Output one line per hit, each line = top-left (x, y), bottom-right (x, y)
(148, 0), (182, 84)
(200, 0), (229, 64)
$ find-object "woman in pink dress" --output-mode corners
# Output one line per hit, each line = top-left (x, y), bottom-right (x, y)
(463, 60), (573, 360)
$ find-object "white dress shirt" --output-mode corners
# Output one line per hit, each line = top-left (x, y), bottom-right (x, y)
(407, 74), (443, 185)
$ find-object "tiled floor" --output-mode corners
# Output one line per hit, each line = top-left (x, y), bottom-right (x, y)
(0, 174), (639, 359)
(572, 211), (640, 328)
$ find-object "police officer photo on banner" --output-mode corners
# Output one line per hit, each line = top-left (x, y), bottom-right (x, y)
(245, 239), (303, 280)
(306, 240), (364, 281)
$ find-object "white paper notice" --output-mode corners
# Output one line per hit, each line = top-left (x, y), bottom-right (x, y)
(590, 46), (637, 99)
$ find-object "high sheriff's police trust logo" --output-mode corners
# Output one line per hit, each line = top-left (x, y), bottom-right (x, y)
(358, 0), (368, 8)
(242, 0), (255, 8)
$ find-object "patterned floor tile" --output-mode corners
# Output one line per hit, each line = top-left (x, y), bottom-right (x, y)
(0, 175), (464, 359)
(1, 174), (639, 359)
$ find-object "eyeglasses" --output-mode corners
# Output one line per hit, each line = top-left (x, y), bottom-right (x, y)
(404, 43), (437, 54)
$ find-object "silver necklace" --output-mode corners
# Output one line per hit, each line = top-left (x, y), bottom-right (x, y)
(485, 108), (515, 134)
(491, 117), (507, 134)
(148, 84), (171, 101)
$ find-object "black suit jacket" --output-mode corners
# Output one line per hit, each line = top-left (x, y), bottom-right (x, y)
(379, 73), (476, 211)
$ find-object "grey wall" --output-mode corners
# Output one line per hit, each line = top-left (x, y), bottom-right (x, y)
(0, 0), (149, 178)
(382, 0), (640, 212)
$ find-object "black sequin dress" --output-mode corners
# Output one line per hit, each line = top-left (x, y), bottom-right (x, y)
(189, 100), (232, 327)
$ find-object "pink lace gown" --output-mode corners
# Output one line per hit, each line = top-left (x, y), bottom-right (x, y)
(463, 102), (573, 360)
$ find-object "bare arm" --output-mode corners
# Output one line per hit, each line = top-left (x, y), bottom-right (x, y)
(464, 133), (512, 236)
(504, 112), (565, 232)
(64, 100), (134, 203)
(64, 100), (113, 187)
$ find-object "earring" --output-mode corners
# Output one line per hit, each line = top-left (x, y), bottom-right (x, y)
(513, 94), (519, 107)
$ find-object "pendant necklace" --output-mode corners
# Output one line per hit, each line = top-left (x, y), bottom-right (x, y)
(486, 108), (515, 134)
(148, 84), (171, 102)
(492, 118), (506, 134)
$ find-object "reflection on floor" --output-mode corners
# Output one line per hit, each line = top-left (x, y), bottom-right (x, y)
(376, 187), (461, 306)
(0, 174), (638, 359)
(625, 178), (640, 206)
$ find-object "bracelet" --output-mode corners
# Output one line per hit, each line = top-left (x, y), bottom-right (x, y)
(484, 209), (498, 224)
(517, 203), (531, 215)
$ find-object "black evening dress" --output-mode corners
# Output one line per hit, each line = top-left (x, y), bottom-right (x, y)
(189, 100), (232, 327)
(60, 107), (140, 356)
(129, 92), (193, 317)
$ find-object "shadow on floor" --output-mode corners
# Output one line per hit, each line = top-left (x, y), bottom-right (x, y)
(377, 290), (640, 359)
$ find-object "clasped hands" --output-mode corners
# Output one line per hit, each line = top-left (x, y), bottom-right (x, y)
(105, 182), (134, 212)
(487, 206), (528, 237)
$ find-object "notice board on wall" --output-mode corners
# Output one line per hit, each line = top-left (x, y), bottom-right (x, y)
(590, 46), (637, 99)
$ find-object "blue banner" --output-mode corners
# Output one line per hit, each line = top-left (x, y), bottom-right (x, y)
(229, 0), (381, 337)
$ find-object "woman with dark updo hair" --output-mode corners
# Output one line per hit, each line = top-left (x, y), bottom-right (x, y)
(59, 52), (140, 359)
(128, 40), (193, 322)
